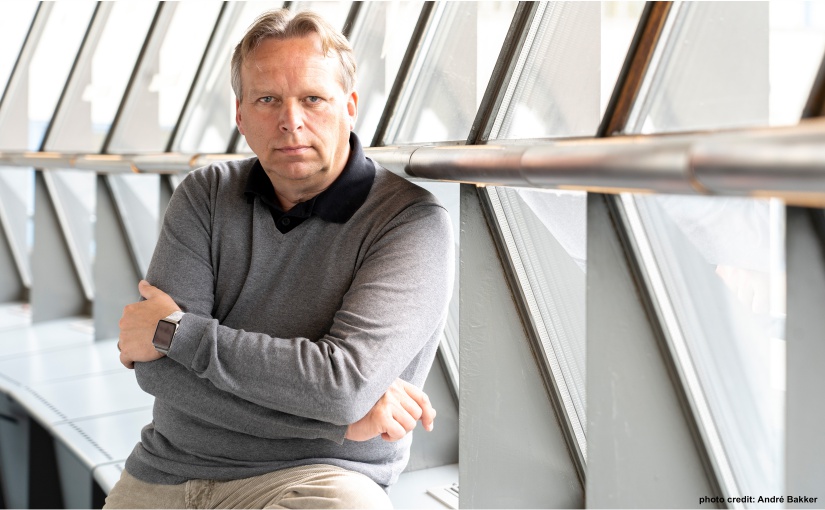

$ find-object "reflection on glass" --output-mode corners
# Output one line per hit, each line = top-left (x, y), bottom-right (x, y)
(107, 1), (224, 153)
(490, 2), (600, 140)
(0, 1), (38, 99)
(175, 1), (281, 153)
(487, 186), (587, 458)
(634, 194), (785, 499)
(386, 1), (517, 144)
(627, 2), (769, 134)
(769, 1), (825, 124)
(415, 181), (460, 384)
(350, 1), (424, 145)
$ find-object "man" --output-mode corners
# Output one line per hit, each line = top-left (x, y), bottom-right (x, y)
(106, 8), (453, 509)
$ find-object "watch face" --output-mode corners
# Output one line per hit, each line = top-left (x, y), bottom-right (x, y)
(153, 320), (177, 351)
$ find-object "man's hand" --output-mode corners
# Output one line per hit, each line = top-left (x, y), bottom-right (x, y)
(118, 280), (181, 369)
(345, 379), (436, 442)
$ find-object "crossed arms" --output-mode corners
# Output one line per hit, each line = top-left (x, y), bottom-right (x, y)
(118, 167), (454, 444)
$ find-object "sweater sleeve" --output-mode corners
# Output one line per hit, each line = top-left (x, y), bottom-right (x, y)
(137, 167), (455, 429)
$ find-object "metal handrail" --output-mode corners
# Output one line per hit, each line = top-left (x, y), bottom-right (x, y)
(2, 118), (825, 205)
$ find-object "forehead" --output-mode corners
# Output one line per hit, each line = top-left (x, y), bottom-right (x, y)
(243, 34), (340, 83)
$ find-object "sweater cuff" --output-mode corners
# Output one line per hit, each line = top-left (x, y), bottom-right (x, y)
(165, 312), (208, 369)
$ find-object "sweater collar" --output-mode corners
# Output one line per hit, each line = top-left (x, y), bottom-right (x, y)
(243, 132), (375, 224)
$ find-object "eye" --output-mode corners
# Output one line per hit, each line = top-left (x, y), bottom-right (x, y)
(306, 96), (322, 104)
(259, 96), (275, 104)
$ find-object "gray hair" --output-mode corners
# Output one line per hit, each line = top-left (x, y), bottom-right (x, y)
(231, 9), (357, 100)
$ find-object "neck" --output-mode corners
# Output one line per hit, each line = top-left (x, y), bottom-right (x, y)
(272, 183), (329, 212)
(267, 159), (348, 213)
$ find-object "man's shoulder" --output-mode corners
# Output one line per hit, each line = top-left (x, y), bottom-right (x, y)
(367, 160), (444, 211)
(182, 156), (257, 191)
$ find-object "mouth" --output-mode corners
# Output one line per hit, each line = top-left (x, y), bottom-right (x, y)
(276, 145), (311, 156)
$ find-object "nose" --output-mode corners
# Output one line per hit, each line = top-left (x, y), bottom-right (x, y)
(279, 101), (303, 133)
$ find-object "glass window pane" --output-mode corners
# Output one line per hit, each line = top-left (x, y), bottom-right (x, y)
(486, 186), (587, 457)
(291, 1), (352, 28)
(25, 2), (97, 151)
(0, 1), (39, 98)
(0, 3), (96, 289)
(44, 170), (96, 299)
(46, 2), (159, 153)
(0, 168), (34, 288)
(385, 1), (518, 145)
(769, 1), (825, 125)
(107, 174), (160, 276)
(107, 1), (224, 153)
(627, 2), (769, 134)
(174, 1), (283, 153)
(350, 1), (425, 146)
(632, 194), (785, 497)
(490, 2), (601, 140)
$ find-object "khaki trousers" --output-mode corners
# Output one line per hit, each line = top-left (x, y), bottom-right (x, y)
(103, 464), (393, 509)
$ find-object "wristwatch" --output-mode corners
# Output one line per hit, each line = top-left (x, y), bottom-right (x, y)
(152, 311), (185, 355)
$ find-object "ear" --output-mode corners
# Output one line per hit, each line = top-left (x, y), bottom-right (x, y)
(235, 97), (245, 135)
(347, 90), (358, 131)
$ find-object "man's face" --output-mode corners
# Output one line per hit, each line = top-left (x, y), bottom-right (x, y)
(236, 34), (357, 190)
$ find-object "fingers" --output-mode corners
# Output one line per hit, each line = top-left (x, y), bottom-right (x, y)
(119, 350), (135, 370)
(138, 279), (157, 299)
(382, 409), (409, 442)
(397, 379), (436, 432)
(344, 381), (438, 443)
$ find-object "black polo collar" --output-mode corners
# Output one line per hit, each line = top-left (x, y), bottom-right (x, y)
(243, 132), (375, 233)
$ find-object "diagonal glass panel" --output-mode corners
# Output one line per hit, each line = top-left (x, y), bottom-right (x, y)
(626, 1), (769, 134)
(485, 186), (587, 462)
(622, 2), (782, 501)
(103, 1), (221, 277)
(235, 1), (354, 154)
(106, 1), (224, 153)
(291, 1), (352, 27)
(0, 1), (40, 293)
(106, 174), (161, 276)
(769, 1), (825, 125)
(0, 1), (38, 100)
(42, 2), (158, 299)
(349, 1), (425, 146)
(0, 1), (95, 151)
(46, 2), (159, 153)
(486, 1), (642, 141)
(384, 1), (518, 145)
(173, 1), (283, 154)
(630, 194), (785, 500)
(0, 167), (32, 290)
(0, 2), (97, 294)
(489, 2), (601, 141)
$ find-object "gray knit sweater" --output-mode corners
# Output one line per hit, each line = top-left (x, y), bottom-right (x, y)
(125, 151), (454, 488)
